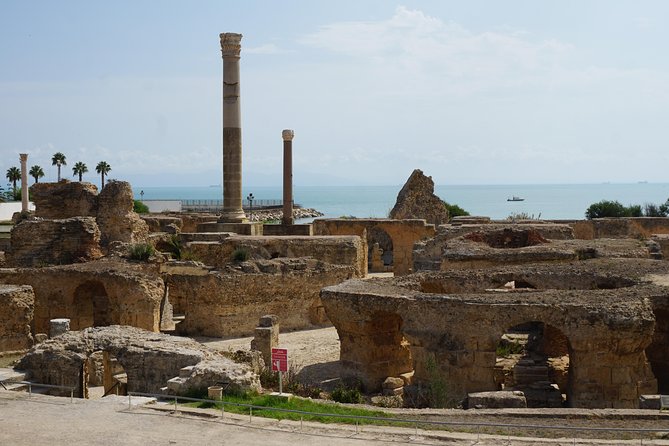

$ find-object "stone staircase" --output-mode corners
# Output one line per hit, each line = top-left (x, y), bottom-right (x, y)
(0, 368), (26, 391)
(162, 365), (195, 394)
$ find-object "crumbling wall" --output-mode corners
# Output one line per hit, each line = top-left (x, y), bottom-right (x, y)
(96, 181), (149, 245)
(167, 259), (355, 337)
(7, 217), (103, 267)
(0, 262), (164, 333)
(0, 285), (34, 352)
(321, 260), (668, 408)
(388, 169), (449, 226)
(30, 181), (98, 219)
(313, 219), (435, 276)
(185, 235), (366, 277)
(572, 218), (669, 240)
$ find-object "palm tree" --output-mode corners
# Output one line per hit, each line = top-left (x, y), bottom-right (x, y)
(51, 152), (67, 181)
(6, 167), (21, 195)
(72, 161), (88, 181)
(29, 165), (44, 183)
(95, 161), (111, 189)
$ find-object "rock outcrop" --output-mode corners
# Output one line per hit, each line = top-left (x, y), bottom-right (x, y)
(0, 285), (34, 352)
(388, 169), (449, 226)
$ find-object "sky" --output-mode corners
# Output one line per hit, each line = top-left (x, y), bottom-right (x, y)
(1, 1), (668, 187)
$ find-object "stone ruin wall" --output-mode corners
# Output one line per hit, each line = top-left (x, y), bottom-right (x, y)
(0, 285), (34, 352)
(6, 180), (148, 268)
(7, 217), (103, 267)
(0, 263), (165, 335)
(185, 235), (366, 278)
(571, 217), (669, 240)
(321, 260), (669, 409)
(166, 259), (355, 337)
(313, 219), (436, 276)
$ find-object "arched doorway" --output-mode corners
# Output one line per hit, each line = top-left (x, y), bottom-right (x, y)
(73, 281), (112, 329)
(368, 227), (393, 272)
(646, 308), (669, 393)
(495, 321), (572, 407)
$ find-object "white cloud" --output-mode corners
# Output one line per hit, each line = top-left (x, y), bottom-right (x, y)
(245, 43), (291, 55)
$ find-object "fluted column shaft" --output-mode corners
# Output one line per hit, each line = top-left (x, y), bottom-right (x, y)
(19, 153), (28, 212)
(219, 33), (247, 223)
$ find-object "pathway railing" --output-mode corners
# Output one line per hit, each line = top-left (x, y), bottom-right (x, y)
(0, 380), (75, 402)
(126, 391), (669, 442)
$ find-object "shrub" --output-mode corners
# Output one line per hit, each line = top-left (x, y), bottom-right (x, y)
(443, 201), (470, 219)
(496, 339), (524, 357)
(331, 383), (363, 404)
(231, 247), (249, 262)
(128, 243), (155, 261)
(585, 200), (632, 219)
(644, 202), (669, 217)
(133, 200), (149, 214)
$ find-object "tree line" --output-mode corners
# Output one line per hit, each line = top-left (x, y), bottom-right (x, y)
(3, 152), (112, 201)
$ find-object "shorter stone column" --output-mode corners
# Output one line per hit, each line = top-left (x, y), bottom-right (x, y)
(49, 318), (70, 338)
(282, 130), (294, 225)
(19, 154), (28, 212)
(250, 314), (279, 367)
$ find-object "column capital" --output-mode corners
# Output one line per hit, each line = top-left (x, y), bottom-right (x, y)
(19, 153), (28, 162)
(282, 129), (295, 141)
(220, 33), (243, 58)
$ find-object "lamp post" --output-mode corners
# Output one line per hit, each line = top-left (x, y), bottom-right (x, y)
(247, 193), (254, 221)
(140, 190), (145, 201)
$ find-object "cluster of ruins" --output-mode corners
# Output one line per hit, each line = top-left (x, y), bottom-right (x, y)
(3, 32), (669, 412)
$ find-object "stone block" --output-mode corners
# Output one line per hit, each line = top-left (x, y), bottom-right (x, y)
(467, 391), (527, 409)
(639, 394), (661, 410)
(382, 376), (404, 390)
(49, 318), (70, 338)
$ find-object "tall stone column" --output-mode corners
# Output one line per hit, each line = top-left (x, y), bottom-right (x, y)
(219, 33), (247, 223)
(282, 129), (294, 225)
(19, 153), (28, 212)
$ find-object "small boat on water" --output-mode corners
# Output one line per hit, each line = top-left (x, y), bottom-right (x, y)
(507, 196), (525, 202)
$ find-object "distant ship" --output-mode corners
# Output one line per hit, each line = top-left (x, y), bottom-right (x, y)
(507, 196), (525, 202)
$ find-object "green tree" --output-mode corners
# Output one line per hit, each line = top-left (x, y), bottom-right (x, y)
(585, 200), (632, 219)
(95, 161), (111, 189)
(29, 165), (44, 183)
(51, 152), (67, 181)
(443, 200), (470, 220)
(5, 166), (21, 196)
(72, 161), (88, 181)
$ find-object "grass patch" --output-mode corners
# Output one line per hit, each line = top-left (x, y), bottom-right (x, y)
(184, 393), (396, 425)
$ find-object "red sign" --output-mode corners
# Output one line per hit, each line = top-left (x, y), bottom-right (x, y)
(271, 348), (288, 372)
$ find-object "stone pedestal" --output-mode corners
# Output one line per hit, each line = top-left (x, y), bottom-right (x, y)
(282, 130), (294, 226)
(250, 315), (279, 367)
(19, 154), (28, 212)
(219, 33), (247, 223)
(49, 318), (70, 338)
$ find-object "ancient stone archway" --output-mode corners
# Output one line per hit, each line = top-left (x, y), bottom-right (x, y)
(647, 308), (669, 393)
(495, 321), (572, 407)
(73, 281), (111, 329)
(368, 227), (393, 272)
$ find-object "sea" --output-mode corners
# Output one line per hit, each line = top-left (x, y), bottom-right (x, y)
(134, 183), (669, 221)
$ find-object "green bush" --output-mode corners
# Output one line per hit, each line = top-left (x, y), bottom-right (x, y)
(443, 201), (470, 219)
(585, 200), (633, 219)
(231, 247), (249, 262)
(128, 243), (155, 261)
(133, 200), (149, 214)
(331, 382), (363, 404)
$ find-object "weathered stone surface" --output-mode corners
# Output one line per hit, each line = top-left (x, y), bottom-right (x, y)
(0, 260), (166, 333)
(414, 224), (652, 271)
(141, 215), (183, 233)
(320, 259), (669, 408)
(0, 284), (34, 352)
(30, 181), (98, 219)
(7, 217), (103, 267)
(185, 235), (366, 277)
(16, 326), (259, 397)
(572, 217), (669, 240)
(388, 169), (449, 226)
(467, 391), (527, 409)
(97, 181), (149, 245)
(313, 218), (435, 276)
(168, 358), (261, 396)
(167, 258), (354, 337)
